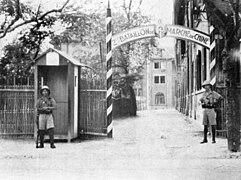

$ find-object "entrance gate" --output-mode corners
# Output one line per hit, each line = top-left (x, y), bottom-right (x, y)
(106, 2), (210, 138)
(79, 71), (107, 136)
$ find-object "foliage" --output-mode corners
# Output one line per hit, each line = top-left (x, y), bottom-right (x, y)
(0, 0), (69, 84)
(0, 0), (69, 39)
(204, 0), (241, 50)
(0, 43), (34, 84)
(50, 6), (106, 72)
(112, 1), (158, 76)
(49, 0), (160, 80)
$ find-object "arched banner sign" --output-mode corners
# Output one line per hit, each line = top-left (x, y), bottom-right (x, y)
(112, 24), (210, 49)
(112, 24), (156, 49)
(160, 25), (210, 49)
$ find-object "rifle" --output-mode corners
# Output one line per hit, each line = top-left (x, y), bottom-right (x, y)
(36, 114), (40, 148)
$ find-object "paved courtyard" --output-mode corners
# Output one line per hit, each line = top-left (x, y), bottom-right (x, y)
(0, 109), (241, 180)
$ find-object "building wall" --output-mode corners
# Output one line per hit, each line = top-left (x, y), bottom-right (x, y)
(148, 58), (175, 109)
(134, 57), (176, 110)
(173, 0), (241, 132)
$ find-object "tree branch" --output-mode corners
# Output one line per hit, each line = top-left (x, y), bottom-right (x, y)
(38, 0), (69, 20)
(0, 0), (70, 39)
(228, 0), (236, 26)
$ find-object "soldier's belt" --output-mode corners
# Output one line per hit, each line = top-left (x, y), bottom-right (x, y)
(39, 112), (52, 114)
(202, 105), (214, 109)
(38, 110), (52, 114)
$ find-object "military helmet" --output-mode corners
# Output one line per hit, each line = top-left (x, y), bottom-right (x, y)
(40, 85), (50, 95)
(202, 80), (212, 88)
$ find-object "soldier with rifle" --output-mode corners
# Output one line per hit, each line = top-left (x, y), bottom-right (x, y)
(200, 80), (223, 144)
(36, 86), (57, 148)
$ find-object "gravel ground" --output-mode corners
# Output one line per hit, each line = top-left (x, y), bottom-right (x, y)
(0, 109), (241, 180)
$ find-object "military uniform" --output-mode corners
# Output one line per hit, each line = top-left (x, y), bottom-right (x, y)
(36, 97), (56, 130)
(200, 90), (222, 126)
(36, 86), (57, 148)
(200, 80), (223, 144)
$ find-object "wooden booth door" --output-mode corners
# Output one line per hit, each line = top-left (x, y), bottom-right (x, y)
(46, 66), (68, 136)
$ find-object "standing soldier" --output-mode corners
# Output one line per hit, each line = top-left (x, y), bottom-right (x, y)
(200, 80), (223, 144)
(36, 86), (57, 148)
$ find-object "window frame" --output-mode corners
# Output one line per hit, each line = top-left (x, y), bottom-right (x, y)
(154, 75), (166, 84)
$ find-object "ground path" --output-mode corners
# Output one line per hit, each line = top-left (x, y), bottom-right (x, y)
(0, 109), (241, 180)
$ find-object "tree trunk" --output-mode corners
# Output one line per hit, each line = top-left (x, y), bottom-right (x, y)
(226, 87), (240, 152)
(223, 53), (240, 152)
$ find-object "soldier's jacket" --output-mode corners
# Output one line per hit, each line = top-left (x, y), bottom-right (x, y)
(36, 97), (56, 114)
(200, 91), (222, 108)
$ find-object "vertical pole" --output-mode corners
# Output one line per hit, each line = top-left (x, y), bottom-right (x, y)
(99, 42), (104, 78)
(34, 66), (38, 139)
(106, 1), (113, 138)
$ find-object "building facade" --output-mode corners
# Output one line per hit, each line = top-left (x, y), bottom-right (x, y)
(134, 55), (176, 110)
(147, 57), (175, 109)
(174, 0), (241, 136)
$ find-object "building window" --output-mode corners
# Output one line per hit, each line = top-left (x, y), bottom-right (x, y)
(155, 92), (165, 104)
(154, 61), (166, 69)
(160, 62), (166, 69)
(154, 76), (159, 83)
(154, 62), (159, 69)
(160, 76), (165, 83)
(154, 75), (165, 84)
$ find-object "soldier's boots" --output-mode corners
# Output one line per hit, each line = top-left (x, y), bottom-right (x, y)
(39, 130), (45, 148)
(200, 125), (208, 144)
(211, 125), (216, 143)
(48, 128), (56, 149)
(200, 125), (217, 144)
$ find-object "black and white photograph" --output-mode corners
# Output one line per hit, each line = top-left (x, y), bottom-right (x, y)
(0, 0), (241, 179)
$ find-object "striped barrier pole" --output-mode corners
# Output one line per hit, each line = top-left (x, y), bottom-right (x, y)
(106, 1), (113, 138)
(210, 25), (216, 85)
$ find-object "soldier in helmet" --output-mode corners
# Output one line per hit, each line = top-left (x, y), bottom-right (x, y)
(36, 86), (57, 148)
(200, 80), (223, 144)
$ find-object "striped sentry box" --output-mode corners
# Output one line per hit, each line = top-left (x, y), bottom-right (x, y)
(106, 1), (113, 137)
(210, 25), (216, 85)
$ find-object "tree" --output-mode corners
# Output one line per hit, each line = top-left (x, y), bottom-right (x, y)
(0, 43), (33, 84)
(0, 0), (69, 39)
(47, 0), (162, 117)
(0, 0), (69, 84)
(112, 0), (153, 74)
(50, 9), (105, 71)
(204, 0), (241, 152)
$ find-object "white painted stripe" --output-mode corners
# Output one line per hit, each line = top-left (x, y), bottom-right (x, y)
(106, 52), (112, 62)
(106, 32), (112, 43)
(210, 25), (214, 33)
(210, 75), (216, 85)
(210, 41), (215, 50)
(106, 17), (112, 25)
(107, 86), (112, 98)
(106, 68), (112, 79)
(107, 121), (113, 133)
(210, 58), (216, 70)
(107, 104), (113, 115)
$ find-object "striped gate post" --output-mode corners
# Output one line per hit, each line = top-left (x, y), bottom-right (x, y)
(106, 1), (113, 138)
(209, 25), (216, 85)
